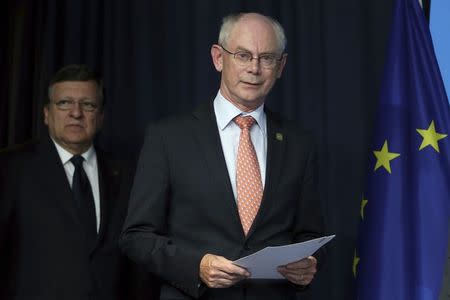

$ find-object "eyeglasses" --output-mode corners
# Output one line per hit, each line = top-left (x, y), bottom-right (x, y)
(52, 99), (100, 112)
(220, 45), (283, 69)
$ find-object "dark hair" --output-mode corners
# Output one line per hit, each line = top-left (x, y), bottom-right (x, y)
(47, 64), (104, 107)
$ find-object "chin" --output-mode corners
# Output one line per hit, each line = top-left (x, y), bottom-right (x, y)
(240, 96), (264, 106)
(64, 135), (89, 145)
(239, 90), (264, 100)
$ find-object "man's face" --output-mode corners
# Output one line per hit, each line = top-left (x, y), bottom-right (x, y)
(44, 80), (103, 154)
(211, 14), (287, 111)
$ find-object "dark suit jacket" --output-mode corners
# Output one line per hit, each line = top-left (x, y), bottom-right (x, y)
(120, 101), (325, 300)
(0, 137), (153, 300)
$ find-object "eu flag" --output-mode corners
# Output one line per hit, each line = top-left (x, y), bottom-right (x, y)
(356, 0), (450, 299)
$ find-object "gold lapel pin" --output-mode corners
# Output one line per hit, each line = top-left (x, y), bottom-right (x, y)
(276, 133), (283, 141)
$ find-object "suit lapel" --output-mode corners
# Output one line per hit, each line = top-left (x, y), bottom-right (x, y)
(191, 103), (286, 238)
(247, 110), (285, 237)
(34, 138), (80, 226)
(192, 102), (244, 236)
(35, 138), (118, 255)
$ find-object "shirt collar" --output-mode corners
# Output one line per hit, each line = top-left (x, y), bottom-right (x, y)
(213, 91), (266, 134)
(52, 139), (96, 167)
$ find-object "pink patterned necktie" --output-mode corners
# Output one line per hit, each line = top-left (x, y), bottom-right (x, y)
(234, 115), (263, 235)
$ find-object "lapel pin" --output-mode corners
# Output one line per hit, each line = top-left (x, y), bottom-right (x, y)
(276, 133), (283, 141)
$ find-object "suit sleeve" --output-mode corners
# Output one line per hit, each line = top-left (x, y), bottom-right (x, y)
(119, 124), (205, 298)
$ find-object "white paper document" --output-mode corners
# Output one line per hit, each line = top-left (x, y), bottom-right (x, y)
(233, 235), (335, 279)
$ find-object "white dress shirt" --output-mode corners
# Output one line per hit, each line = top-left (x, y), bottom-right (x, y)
(213, 91), (267, 200)
(52, 140), (101, 232)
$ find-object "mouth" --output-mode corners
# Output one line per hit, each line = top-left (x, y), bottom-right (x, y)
(242, 81), (262, 87)
(66, 124), (85, 129)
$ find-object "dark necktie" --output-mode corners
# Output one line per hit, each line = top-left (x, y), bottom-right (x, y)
(70, 155), (97, 245)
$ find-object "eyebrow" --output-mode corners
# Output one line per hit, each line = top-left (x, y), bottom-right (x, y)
(234, 46), (279, 55)
(57, 97), (96, 101)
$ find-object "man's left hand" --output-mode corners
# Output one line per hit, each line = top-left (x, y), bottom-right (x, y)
(277, 256), (317, 286)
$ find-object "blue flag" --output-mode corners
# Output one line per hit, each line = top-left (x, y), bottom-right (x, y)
(355, 0), (450, 299)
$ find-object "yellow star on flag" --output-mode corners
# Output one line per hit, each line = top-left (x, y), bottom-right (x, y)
(360, 198), (368, 219)
(373, 140), (400, 174)
(416, 120), (447, 152)
(353, 250), (360, 277)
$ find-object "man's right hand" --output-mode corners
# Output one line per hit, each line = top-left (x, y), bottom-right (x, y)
(199, 254), (250, 288)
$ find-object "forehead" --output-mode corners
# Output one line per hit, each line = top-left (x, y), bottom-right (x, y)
(227, 16), (279, 52)
(51, 81), (98, 100)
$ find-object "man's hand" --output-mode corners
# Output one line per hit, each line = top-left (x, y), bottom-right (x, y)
(199, 254), (250, 288)
(277, 256), (317, 286)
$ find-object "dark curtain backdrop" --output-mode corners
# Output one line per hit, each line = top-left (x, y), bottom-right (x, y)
(1, 0), (394, 299)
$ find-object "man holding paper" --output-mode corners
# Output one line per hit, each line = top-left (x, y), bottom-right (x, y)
(120, 12), (325, 300)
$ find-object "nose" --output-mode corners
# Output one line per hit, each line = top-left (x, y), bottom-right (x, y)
(68, 102), (84, 118)
(248, 57), (262, 74)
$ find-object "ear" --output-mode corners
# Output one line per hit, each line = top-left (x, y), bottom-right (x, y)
(211, 44), (224, 72)
(276, 53), (288, 78)
(43, 105), (49, 125)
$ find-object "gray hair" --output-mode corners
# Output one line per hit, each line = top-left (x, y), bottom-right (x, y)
(218, 13), (287, 54)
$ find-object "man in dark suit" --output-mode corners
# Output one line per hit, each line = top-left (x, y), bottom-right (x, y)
(0, 65), (151, 300)
(120, 13), (325, 300)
